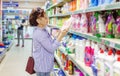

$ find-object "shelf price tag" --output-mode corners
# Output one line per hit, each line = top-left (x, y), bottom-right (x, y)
(109, 42), (115, 48)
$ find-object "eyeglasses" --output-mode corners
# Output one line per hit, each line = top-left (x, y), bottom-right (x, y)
(36, 7), (44, 17)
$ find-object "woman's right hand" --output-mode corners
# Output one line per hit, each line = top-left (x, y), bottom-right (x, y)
(57, 27), (69, 42)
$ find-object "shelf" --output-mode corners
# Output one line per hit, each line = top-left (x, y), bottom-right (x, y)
(59, 46), (67, 55)
(69, 30), (102, 43)
(48, 24), (61, 29)
(46, 0), (64, 11)
(69, 30), (120, 50)
(49, 13), (71, 18)
(68, 54), (93, 76)
(58, 47), (92, 76)
(48, 2), (120, 17)
(46, 0), (71, 11)
(54, 54), (71, 76)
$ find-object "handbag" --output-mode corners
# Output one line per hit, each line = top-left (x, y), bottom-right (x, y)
(25, 39), (35, 74)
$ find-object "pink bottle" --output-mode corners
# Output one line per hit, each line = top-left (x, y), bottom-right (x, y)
(84, 40), (92, 67)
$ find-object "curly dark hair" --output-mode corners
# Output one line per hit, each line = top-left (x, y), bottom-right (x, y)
(29, 7), (44, 26)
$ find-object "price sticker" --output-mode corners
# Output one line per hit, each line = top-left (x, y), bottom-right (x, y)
(109, 42), (115, 48)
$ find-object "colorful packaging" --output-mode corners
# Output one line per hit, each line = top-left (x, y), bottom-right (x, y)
(84, 40), (92, 67)
(89, 0), (98, 7)
(105, 14), (115, 38)
(114, 17), (120, 38)
(80, 13), (88, 33)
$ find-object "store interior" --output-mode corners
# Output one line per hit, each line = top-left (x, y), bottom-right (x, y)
(0, 0), (120, 76)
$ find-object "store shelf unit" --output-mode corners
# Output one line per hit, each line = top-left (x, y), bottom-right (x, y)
(54, 54), (70, 76)
(48, 2), (120, 18)
(68, 54), (92, 76)
(58, 47), (92, 76)
(48, 24), (61, 29)
(0, 41), (14, 63)
(46, 0), (71, 11)
(69, 30), (120, 50)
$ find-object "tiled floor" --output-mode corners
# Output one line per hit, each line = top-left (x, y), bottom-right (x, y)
(0, 40), (36, 76)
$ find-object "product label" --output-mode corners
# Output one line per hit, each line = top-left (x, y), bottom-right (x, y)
(105, 64), (110, 76)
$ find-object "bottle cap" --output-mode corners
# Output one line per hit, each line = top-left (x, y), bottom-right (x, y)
(116, 51), (120, 55)
(117, 57), (120, 61)
(108, 49), (113, 55)
(100, 49), (104, 53)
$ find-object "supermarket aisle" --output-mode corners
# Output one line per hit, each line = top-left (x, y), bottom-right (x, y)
(0, 40), (36, 76)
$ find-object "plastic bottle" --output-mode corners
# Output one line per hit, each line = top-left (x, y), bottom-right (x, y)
(113, 57), (120, 76)
(114, 17), (120, 38)
(89, 0), (98, 7)
(95, 48), (105, 76)
(98, 0), (104, 6)
(104, 48), (115, 76)
(104, 0), (116, 4)
(80, 0), (84, 10)
(84, 0), (89, 9)
(84, 40), (92, 67)
(98, 14), (105, 37)
(76, 0), (80, 10)
(105, 14), (115, 38)
(80, 13), (88, 33)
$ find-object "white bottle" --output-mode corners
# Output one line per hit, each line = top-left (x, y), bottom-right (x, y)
(80, 39), (86, 62)
(75, 39), (80, 60)
(104, 49), (115, 76)
(98, 15), (105, 37)
(113, 57), (120, 76)
(95, 48), (105, 76)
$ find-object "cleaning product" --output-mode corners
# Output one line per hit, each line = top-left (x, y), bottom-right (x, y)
(76, 14), (81, 32)
(95, 47), (105, 76)
(76, 0), (80, 10)
(113, 57), (120, 76)
(98, 0), (104, 6)
(105, 14), (115, 38)
(104, 48), (115, 76)
(80, 13), (88, 33)
(89, 0), (98, 7)
(84, 40), (92, 67)
(104, 0), (116, 4)
(114, 17), (120, 38)
(98, 14), (105, 37)
(84, 0), (89, 9)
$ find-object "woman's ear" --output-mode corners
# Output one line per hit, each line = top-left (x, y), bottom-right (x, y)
(36, 18), (40, 24)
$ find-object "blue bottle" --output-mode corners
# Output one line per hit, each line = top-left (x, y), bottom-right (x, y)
(89, 0), (98, 7)
(98, 0), (104, 6)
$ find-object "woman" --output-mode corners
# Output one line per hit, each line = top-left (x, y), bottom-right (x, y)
(16, 19), (26, 47)
(29, 7), (69, 76)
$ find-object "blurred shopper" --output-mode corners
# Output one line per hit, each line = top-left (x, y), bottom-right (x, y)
(16, 19), (26, 47)
(29, 7), (69, 76)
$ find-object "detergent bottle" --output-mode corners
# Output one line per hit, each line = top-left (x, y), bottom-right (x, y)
(84, 40), (92, 67)
(76, 0), (80, 10)
(98, 14), (105, 37)
(84, 0), (89, 9)
(89, 0), (98, 7)
(104, 48), (115, 76)
(113, 57), (120, 76)
(80, 13), (88, 33)
(95, 46), (105, 76)
(98, 0), (104, 6)
(114, 16), (120, 39)
(105, 13), (115, 38)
